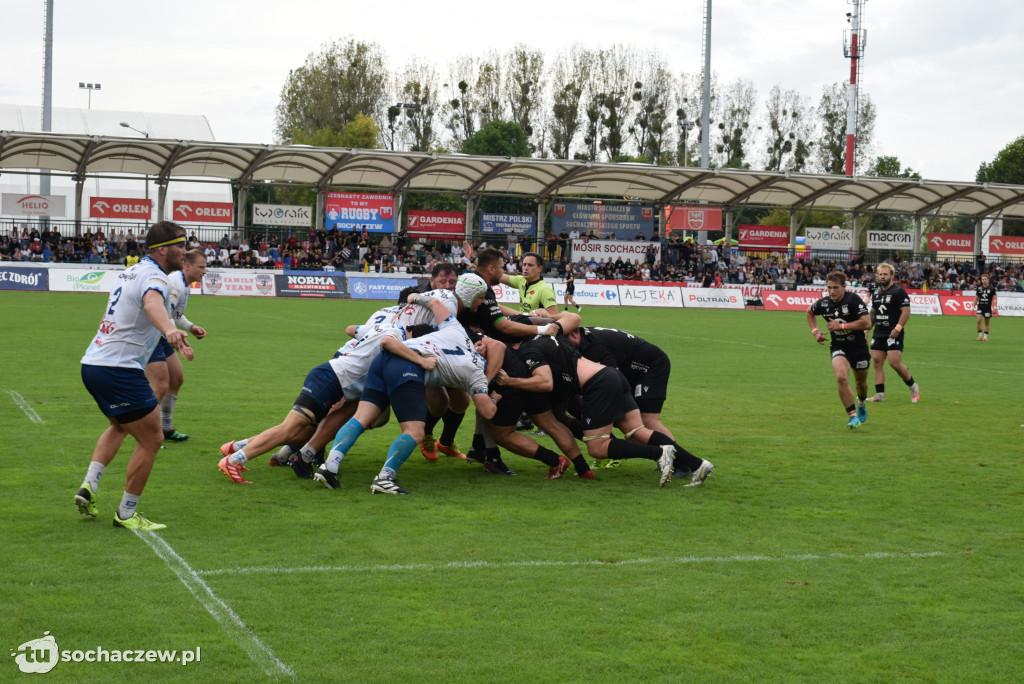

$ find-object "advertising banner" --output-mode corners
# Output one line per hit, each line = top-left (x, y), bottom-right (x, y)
(939, 296), (976, 316)
(551, 202), (653, 240)
(172, 201), (234, 224)
(926, 233), (974, 253)
(49, 268), (123, 293)
(618, 284), (684, 308)
(407, 211), (465, 236)
(492, 283), (519, 304)
(347, 276), (416, 301)
(570, 238), (659, 263)
(761, 290), (823, 311)
(201, 271), (276, 297)
(738, 225), (789, 248)
(253, 203), (312, 227)
(805, 227), (853, 250)
(274, 273), (349, 299)
(549, 282), (621, 306)
(2, 193), (66, 217)
(681, 288), (745, 309)
(325, 192), (395, 233)
(480, 213), (536, 235)
(0, 266), (48, 291)
(995, 293), (1024, 317)
(987, 235), (1024, 255)
(866, 230), (914, 250)
(909, 293), (942, 316)
(88, 197), (152, 220)
(664, 206), (723, 233)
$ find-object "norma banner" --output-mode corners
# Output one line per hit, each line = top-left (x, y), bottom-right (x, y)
(0, 266), (48, 291)
(253, 203), (312, 227)
(681, 288), (745, 310)
(480, 213), (536, 235)
(325, 192), (395, 233)
(927, 233), (974, 253)
(347, 276), (414, 301)
(2, 193), (66, 217)
(570, 238), (660, 263)
(89, 197), (152, 220)
(987, 235), (1024, 255)
(994, 293), (1024, 317)
(805, 227), (853, 250)
(664, 206), (723, 233)
(172, 201), (234, 224)
(738, 225), (789, 248)
(761, 290), (824, 311)
(551, 202), (653, 240)
(49, 268), (122, 293)
(407, 211), (465, 236)
(866, 230), (914, 250)
(201, 271), (276, 297)
(275, 273), (349, 299)
(618, 284), (684, 308)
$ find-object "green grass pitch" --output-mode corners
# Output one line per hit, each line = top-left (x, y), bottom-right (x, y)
(2, 291), (1022, 682)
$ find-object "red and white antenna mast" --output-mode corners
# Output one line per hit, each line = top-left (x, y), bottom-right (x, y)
(843, 0), (867, 176)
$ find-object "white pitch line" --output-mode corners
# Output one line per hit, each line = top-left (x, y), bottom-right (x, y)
(134, 530), (294, 677)
(4, 389), (43, 423)
(197, 550), (945, 577)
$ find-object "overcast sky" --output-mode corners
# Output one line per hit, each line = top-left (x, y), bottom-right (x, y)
(2, 0), (1021, 183)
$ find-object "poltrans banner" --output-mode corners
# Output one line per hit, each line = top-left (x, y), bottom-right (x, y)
(324, 192), (395, 233)
(551, 202), (653, 239)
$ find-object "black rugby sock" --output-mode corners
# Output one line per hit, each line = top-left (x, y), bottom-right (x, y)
(439, 409), (465, 446)
(607, 437), (661, 461)
(904, 376), (915, 387)
(532, 445), (561, 467)
(425, 412), (442, 434)
(647, 430), (702, 470)
(875, 383), (885, 394)
(571, 455), (591, 474)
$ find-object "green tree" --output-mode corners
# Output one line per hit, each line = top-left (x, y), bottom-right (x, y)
(762, 85), (812, 172)
(462, 120), (531, 157)
(813, 81), (876, 175)
(715, 79), (756, 169)
(274, 38), (388, 144)
(976, 135), (1024, 235)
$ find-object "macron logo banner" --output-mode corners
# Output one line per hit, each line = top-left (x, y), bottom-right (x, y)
(173, 201), (234, 224)
(89, 197), (152, 220)
(927, 233), (974, 253)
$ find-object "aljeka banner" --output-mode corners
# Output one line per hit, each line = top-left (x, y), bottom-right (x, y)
(325, 193), (395, 233)
(551, 202), (653, 240)
(480, 213), (535, 235)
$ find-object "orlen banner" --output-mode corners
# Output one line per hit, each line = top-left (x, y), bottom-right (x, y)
(940, 296), (976, 316)
(664, 206), (723, 233)
(407, 211), (465, 236)
(805, 227), (853, 250)
(2, 193), (66, 217)
(571, 238), (659, 263)
(866, 230), (914, 250)
(927, 233), (974, 253)
(480, 213), (535, 235)
(325, 192), (395, 233)
(619, 284), (684, 308)
(201, 271), (276, 297)
(551, 201), (653, 240)
(89, 197), (152, 220)
(253, 203), (312, 227)
(173, 201), (233, 224)
(988, 235), (1024, 255)
(761, 290), (823, 311)
(682, 288), (745, 310)
(738, 225), (789, 248)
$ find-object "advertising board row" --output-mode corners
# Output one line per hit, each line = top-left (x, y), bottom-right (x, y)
(3, 264), (1021, 315)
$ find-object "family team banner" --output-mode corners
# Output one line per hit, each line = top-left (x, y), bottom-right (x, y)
(324, 192), (395, 233)
(480, 213), (536, 235)
(551, 202), (653, 239)
(201, 271), (276, 297)
(252, 203), (312, 227)
(2, 193), (66, 217)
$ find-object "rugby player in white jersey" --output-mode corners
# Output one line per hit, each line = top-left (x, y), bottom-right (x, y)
(75, 221), (192, 530)
(313, 274), (503, 494)
(217, 303), (409, 484)
(144, 248), (208, 442)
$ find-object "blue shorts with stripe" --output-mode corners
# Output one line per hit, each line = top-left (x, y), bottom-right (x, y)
(361, 351), (428, 423)
(147, 337), (175, 364)
(81, 364), (158, 424)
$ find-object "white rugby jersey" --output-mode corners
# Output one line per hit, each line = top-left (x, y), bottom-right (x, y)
(81, 257), (172, 369)
(392, 288), (458, 330)
(347, 305), (402, 345)
(329, 320), (406, 401)
(169, 270), (191, 329)
(394, 317), (489, 395)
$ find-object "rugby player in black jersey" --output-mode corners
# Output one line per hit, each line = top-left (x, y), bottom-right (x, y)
(867, 263), (920, 403)
(806, 271), (873, 429)
(974, 274), (998, 341)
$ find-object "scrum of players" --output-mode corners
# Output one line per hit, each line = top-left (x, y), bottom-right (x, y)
(216, 247), (714, 495)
